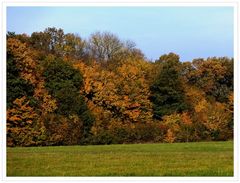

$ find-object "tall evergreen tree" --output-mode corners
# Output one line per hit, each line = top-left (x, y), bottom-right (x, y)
(43, 58), (94, 137)
(150, 53), (188, 119)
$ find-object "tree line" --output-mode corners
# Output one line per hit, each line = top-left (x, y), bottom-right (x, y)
(7, 27), (233, 146)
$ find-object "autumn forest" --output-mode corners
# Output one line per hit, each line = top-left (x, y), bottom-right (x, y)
(7, 27), (233, 147)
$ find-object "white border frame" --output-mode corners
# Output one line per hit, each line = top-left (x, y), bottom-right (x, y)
(1, 0), (239, 182)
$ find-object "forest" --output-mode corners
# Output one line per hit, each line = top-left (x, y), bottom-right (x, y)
(7, 27), (233, 147)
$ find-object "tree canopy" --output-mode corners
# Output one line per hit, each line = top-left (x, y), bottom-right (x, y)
(7, 28), (233, 146)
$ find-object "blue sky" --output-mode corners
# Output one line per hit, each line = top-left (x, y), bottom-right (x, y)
(7, 6), (233, 61)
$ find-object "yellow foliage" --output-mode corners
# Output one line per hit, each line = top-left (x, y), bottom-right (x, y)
(41, 94), (57, 113)
(164, 129), (175, 143)
(33, 80), (57, 114)
(74, 60), (153, 126)
(7, 96), (38, 128)
(7, 38), (37, 85)
(185, 86), (206, 107)
(202, 102), (231, 132)
(194, 99), (208, 113)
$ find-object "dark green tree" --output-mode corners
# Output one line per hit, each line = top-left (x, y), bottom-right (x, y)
(7, 53), (34, 109)
(43, 58), (94, 137)
(150, 53), (188, 119)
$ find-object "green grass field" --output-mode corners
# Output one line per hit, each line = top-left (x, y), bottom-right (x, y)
(7, 141), (233, 176)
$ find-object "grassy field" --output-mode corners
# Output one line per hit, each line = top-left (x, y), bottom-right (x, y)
(7, 141), (233, 176)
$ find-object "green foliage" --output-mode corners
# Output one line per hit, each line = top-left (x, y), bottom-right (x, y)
(7, 54), (34, 108)
(43, 58), (83, 114)
(150, 53), (188, 119)
(43, 58), (94, 137)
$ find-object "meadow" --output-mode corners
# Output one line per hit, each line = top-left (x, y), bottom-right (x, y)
(7, 141), (233, 176)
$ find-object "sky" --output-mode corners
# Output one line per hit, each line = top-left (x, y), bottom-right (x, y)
(7, 6), (234, 61)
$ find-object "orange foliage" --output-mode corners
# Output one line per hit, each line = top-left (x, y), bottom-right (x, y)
(74, 60), (153, 127)
(164, 129), (175, 143)
(181, 112), (192, 125)
(7, 38), (37, 85)
(7, 96), (39, 146)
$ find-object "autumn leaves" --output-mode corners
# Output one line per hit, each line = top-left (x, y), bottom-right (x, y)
(7, 28), (233, 146)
